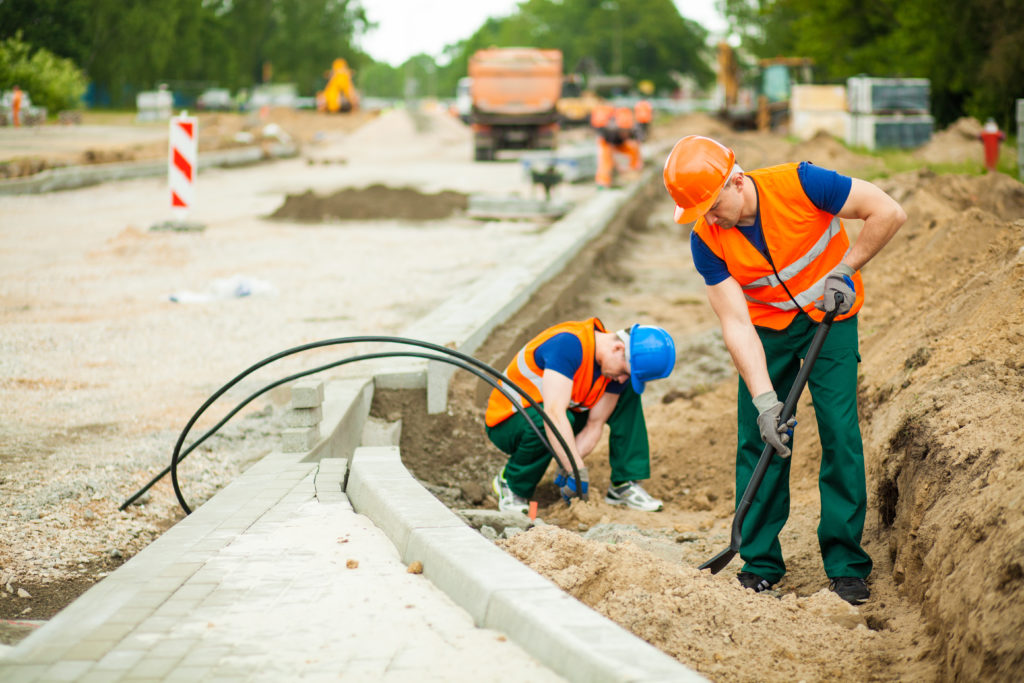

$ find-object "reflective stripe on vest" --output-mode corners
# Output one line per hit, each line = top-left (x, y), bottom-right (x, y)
(484, 318), (610, 427)
(694, 163), (863, 330)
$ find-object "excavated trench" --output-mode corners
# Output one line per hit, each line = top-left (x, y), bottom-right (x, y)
(365, 171), (924, 681)
(366, 151), (1024, 681)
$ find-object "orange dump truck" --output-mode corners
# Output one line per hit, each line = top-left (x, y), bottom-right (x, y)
(468, 47), (562, 161)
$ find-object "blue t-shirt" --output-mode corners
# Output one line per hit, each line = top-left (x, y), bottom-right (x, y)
(690, 162), (853, 286)
(534, 332), (626, 396)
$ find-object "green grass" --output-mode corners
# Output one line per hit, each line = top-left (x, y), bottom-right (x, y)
(839, 135), (1020, 182)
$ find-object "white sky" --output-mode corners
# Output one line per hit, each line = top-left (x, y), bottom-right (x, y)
(356, 0), (728, 66)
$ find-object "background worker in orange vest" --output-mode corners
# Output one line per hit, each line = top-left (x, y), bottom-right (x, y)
(590, 104), (643, 188)
(11, 85), (23, 127)
(487, 318), (676, 514)
(663, 135), (906, 605)
(634, 99), (653, 141)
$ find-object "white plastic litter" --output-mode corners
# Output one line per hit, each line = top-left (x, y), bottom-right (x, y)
(169, 275), (278, 303)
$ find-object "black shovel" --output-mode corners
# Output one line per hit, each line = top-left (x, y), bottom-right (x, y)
(699, 294), (842, 574)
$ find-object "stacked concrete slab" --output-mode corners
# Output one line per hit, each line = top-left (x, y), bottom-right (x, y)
(846, 76), (933, 150)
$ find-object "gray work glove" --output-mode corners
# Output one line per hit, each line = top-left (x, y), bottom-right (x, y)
(814, 263), (855, 315)
(753, 391), (797, 458)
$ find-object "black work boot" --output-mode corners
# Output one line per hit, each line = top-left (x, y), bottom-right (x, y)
(829, 577), (870, 605)
(737, 571), (774, 593)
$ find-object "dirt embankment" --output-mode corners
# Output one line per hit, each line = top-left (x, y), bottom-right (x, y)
(392, 114), (1024, 681)
(856, 169), (1024, 679)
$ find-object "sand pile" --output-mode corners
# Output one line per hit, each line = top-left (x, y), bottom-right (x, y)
(503, 526), (895, 682)
(269, 184), (468, 222)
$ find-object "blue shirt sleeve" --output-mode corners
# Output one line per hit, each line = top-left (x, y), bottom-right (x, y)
(534, 333), (582, 380)
(690, 229), (732, 286)
(796, 161), (852, 214)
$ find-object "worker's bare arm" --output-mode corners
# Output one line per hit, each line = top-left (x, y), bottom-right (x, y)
(540, 370), (586, 471)
(707, 277), (773, 397)
(574, 390), (620, 459)
(837, 178), (907, 271)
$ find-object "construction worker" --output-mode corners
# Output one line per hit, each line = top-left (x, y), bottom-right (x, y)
(634, 99), (653, 141)
(487, 318), (676, 514)
(11, 85), (23, 127)
(662, 135), (906, 605)
(591, 104), (643, 188)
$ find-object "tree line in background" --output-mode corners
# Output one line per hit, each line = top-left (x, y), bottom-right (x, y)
(722, 0), (1023, 128)
(0, 0), (370, 107)
(0, 0), (1019, 129)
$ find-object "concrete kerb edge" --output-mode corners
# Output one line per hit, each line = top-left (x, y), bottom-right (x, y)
(346, 447), (703, 683)
(342, 171), (705, 682)
(416, 165), (662, 414)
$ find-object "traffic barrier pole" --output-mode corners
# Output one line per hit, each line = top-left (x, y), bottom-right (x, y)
(169, 111), (198, 221)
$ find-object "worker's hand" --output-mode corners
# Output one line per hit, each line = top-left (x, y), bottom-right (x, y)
(753, 391), (797, 458)
(554, 465), (568, 490)
(559, 467), (589, 503)
(814, 264), (855, 315)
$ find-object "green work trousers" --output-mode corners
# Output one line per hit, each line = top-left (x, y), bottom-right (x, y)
(486, 384), (650, 499)
(736, 314), (872, 583)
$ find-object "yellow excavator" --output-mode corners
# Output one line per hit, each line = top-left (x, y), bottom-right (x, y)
(717, 43), (814, 131)
(317, 58), (359, 113)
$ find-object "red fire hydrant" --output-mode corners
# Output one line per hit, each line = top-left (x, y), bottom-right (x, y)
(980, 118), (1005, 172)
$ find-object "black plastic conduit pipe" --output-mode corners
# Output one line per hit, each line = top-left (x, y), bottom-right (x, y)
(121, 336), (584, 514)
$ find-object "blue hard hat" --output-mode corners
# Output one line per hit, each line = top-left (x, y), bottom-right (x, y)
(627, 324), (676, 394)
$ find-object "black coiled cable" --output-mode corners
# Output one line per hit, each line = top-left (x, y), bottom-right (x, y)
(121, 336), (585, 514)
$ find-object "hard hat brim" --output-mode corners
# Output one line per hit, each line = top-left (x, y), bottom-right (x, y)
(673, 184), (722, 224)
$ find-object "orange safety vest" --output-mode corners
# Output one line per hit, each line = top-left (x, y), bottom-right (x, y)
(485, 318), (612, 427)
(693, 162), (864, 330)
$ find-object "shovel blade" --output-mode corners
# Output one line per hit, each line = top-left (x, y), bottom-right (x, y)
(698, 546), (737, 574)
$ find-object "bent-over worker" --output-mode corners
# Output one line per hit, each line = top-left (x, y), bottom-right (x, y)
(662, 135), (906, 605)
(591, 104), (643, 188)
(487, 318), (676, 513)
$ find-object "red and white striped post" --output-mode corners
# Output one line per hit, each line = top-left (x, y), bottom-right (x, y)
(168, 111), (198, 220)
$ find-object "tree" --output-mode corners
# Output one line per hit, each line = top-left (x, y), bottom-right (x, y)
(721, 0), (1024, 127)
(0, 33), (88, 113)
(0, 0), (372, 107)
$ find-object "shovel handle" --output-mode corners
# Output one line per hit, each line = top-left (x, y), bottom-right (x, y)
(704, 293), (843, 572)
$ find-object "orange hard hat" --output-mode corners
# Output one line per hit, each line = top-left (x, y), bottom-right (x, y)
(590, 103), (613, 127)
(662, 135), (736, 224)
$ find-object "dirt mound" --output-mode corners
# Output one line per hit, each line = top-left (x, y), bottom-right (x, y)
(791, 130), (886, 176)
(854, 170), (1024, 679)
(652, 112), (734, 143)
(501, 526), (921, 682)
(914, 116), (1014, 167)
(269, 184), (468, 222)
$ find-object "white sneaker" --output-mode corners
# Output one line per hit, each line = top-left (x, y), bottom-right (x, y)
(492, 469), (529, 515)
(604, 481), (663, 512)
